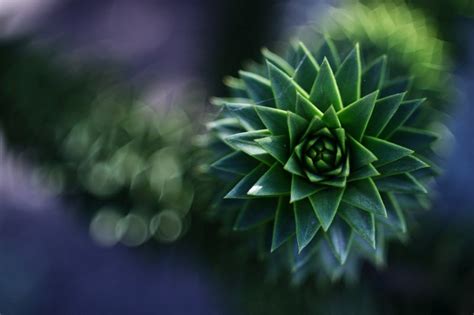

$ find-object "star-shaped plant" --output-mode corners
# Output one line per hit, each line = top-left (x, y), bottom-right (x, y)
(209, 38), (440, 279)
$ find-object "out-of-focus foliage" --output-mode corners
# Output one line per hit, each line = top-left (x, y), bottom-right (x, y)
(0, 39), (211, 246)
(317, 1), (452, 112)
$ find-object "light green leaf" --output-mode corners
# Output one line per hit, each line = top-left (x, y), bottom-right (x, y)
(225, 164), (267, 199)
(291, 175), (324, 203)
(363, 136), (413, 167)
(239, 70), (275, 107)
(376, 155), (429, 177)
(309, 58), (343, 112)
(293, 41), (320, 92)
(248, 163), (291, 196)
(343, 178), (386, 216)
(339, 203), (375, 248)
(380, 98), (425, 138)
(337, 91), (378, 141)
(324, 217), (353, 264)
(255, 136), (289, 165)
(335, 44), (361, 105)
(234, 198), (277, 230)
(365, 93), (404, 137)
(211, 151), (260, 175)
(294, 198), (321, 252)
(309, 187), (345, 231)
(362, 55), (386, 95)
(271, 197), (295, 252)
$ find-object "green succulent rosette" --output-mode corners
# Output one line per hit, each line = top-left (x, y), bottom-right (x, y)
(209, 37), (441, 281)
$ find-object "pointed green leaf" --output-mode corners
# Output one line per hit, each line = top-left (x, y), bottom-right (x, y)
(293, 41), (320, 92)
(381, 193), (406, 233)
(362, 55), (387, 95)
(314, 36), (341, 68)
(224, 102), (265, 130)
(363, 136), (413, 167)
(239, 70), (275, 107)
(324, 217), (353, 264)
(348, 164), (380, 182)
(309, 187), (344, 231)
(267, 61), (302, 111)
(335, 44), (361, 105)
(348, 135), (378, 170)
(287, 111), (309, 148)
(223, 76), (248, 98)
(380, 98), (425, 138)
(309, 58), (343, 112)
(295, 92), (323, 120)
(365, 93), (404, 137)
(291, 175), (324, 202)
(343, 178), (386, 216)
(375, 173), (427, 193)
(211, 151), (260, 175)
(321, 106), (341, 129)
(234, 198), (277, 230)
(337, 91), (378, 141)
(255, 136), (289, 165)
(225, 164), (267, 199)
(294, 198), (321, 252)
(376, 155), (429, 177)
(381, 77), (412, 97)
(254, 105), (288, 135)
(224, 130), (273, 164)
(248, 163), (291, 196)
(262, 47), (295, 76)
(339, 203), (375, 248)
(272, 197), (296, 251)
(388, 127), (439, 151)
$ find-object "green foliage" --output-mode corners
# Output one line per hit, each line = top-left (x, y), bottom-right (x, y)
(209, 35), (443, 282)
(0, 40), (209, 246)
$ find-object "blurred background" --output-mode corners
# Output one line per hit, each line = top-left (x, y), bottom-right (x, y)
(0, 0), (473, 314)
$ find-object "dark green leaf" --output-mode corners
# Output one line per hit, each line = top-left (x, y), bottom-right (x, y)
(348, 135), (378, 170)
(343, 178), (386, 216)
(294, 198), (321, 252)
(335, 44), (361, 105)
(309, 58), (343, 112)
(381, 193), (406, 233)
(284, 151), (305, 177)
(348, 164), (380, 182)
(224, 130), (273, 164)
(248, 163), (291, 196)
(363, 136), (413, 167)
(314, 36), (341, 68)
(337, 91), (378, 141)
(224, 102), (265, 130)
(362, 55), (386, 95)
(225, 164), (267, 198)
(381, 77), (412, 97)
(234, 198), (277, 230)
(287, 110), (309, 148)
(272, 197), (296, 251)
(365, 93), (404, 137)
(377, 155), (429, 177)
(375, 173), (427, 193)
(262, 47), (295, 76)
(293, 41), (320, 92)
(239, 70), (275, 107)
(324, 217), (353, 264)
(380, 98), (425, 138)
(339, 203), (375, 248)
(321, 105), (341, 129)
(295, 92), (322, 120)
(255, 135), (289, 165)
(388, 127), (439, 151)
(309, 187), (345, 231)
(267, 61), (303, 111)
(211, 151), (260, 175)
(291, 175), (324, 202)
(254, 105), (288, 135)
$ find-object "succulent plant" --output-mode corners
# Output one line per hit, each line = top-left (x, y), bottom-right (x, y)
(209, 36), (442, 281)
